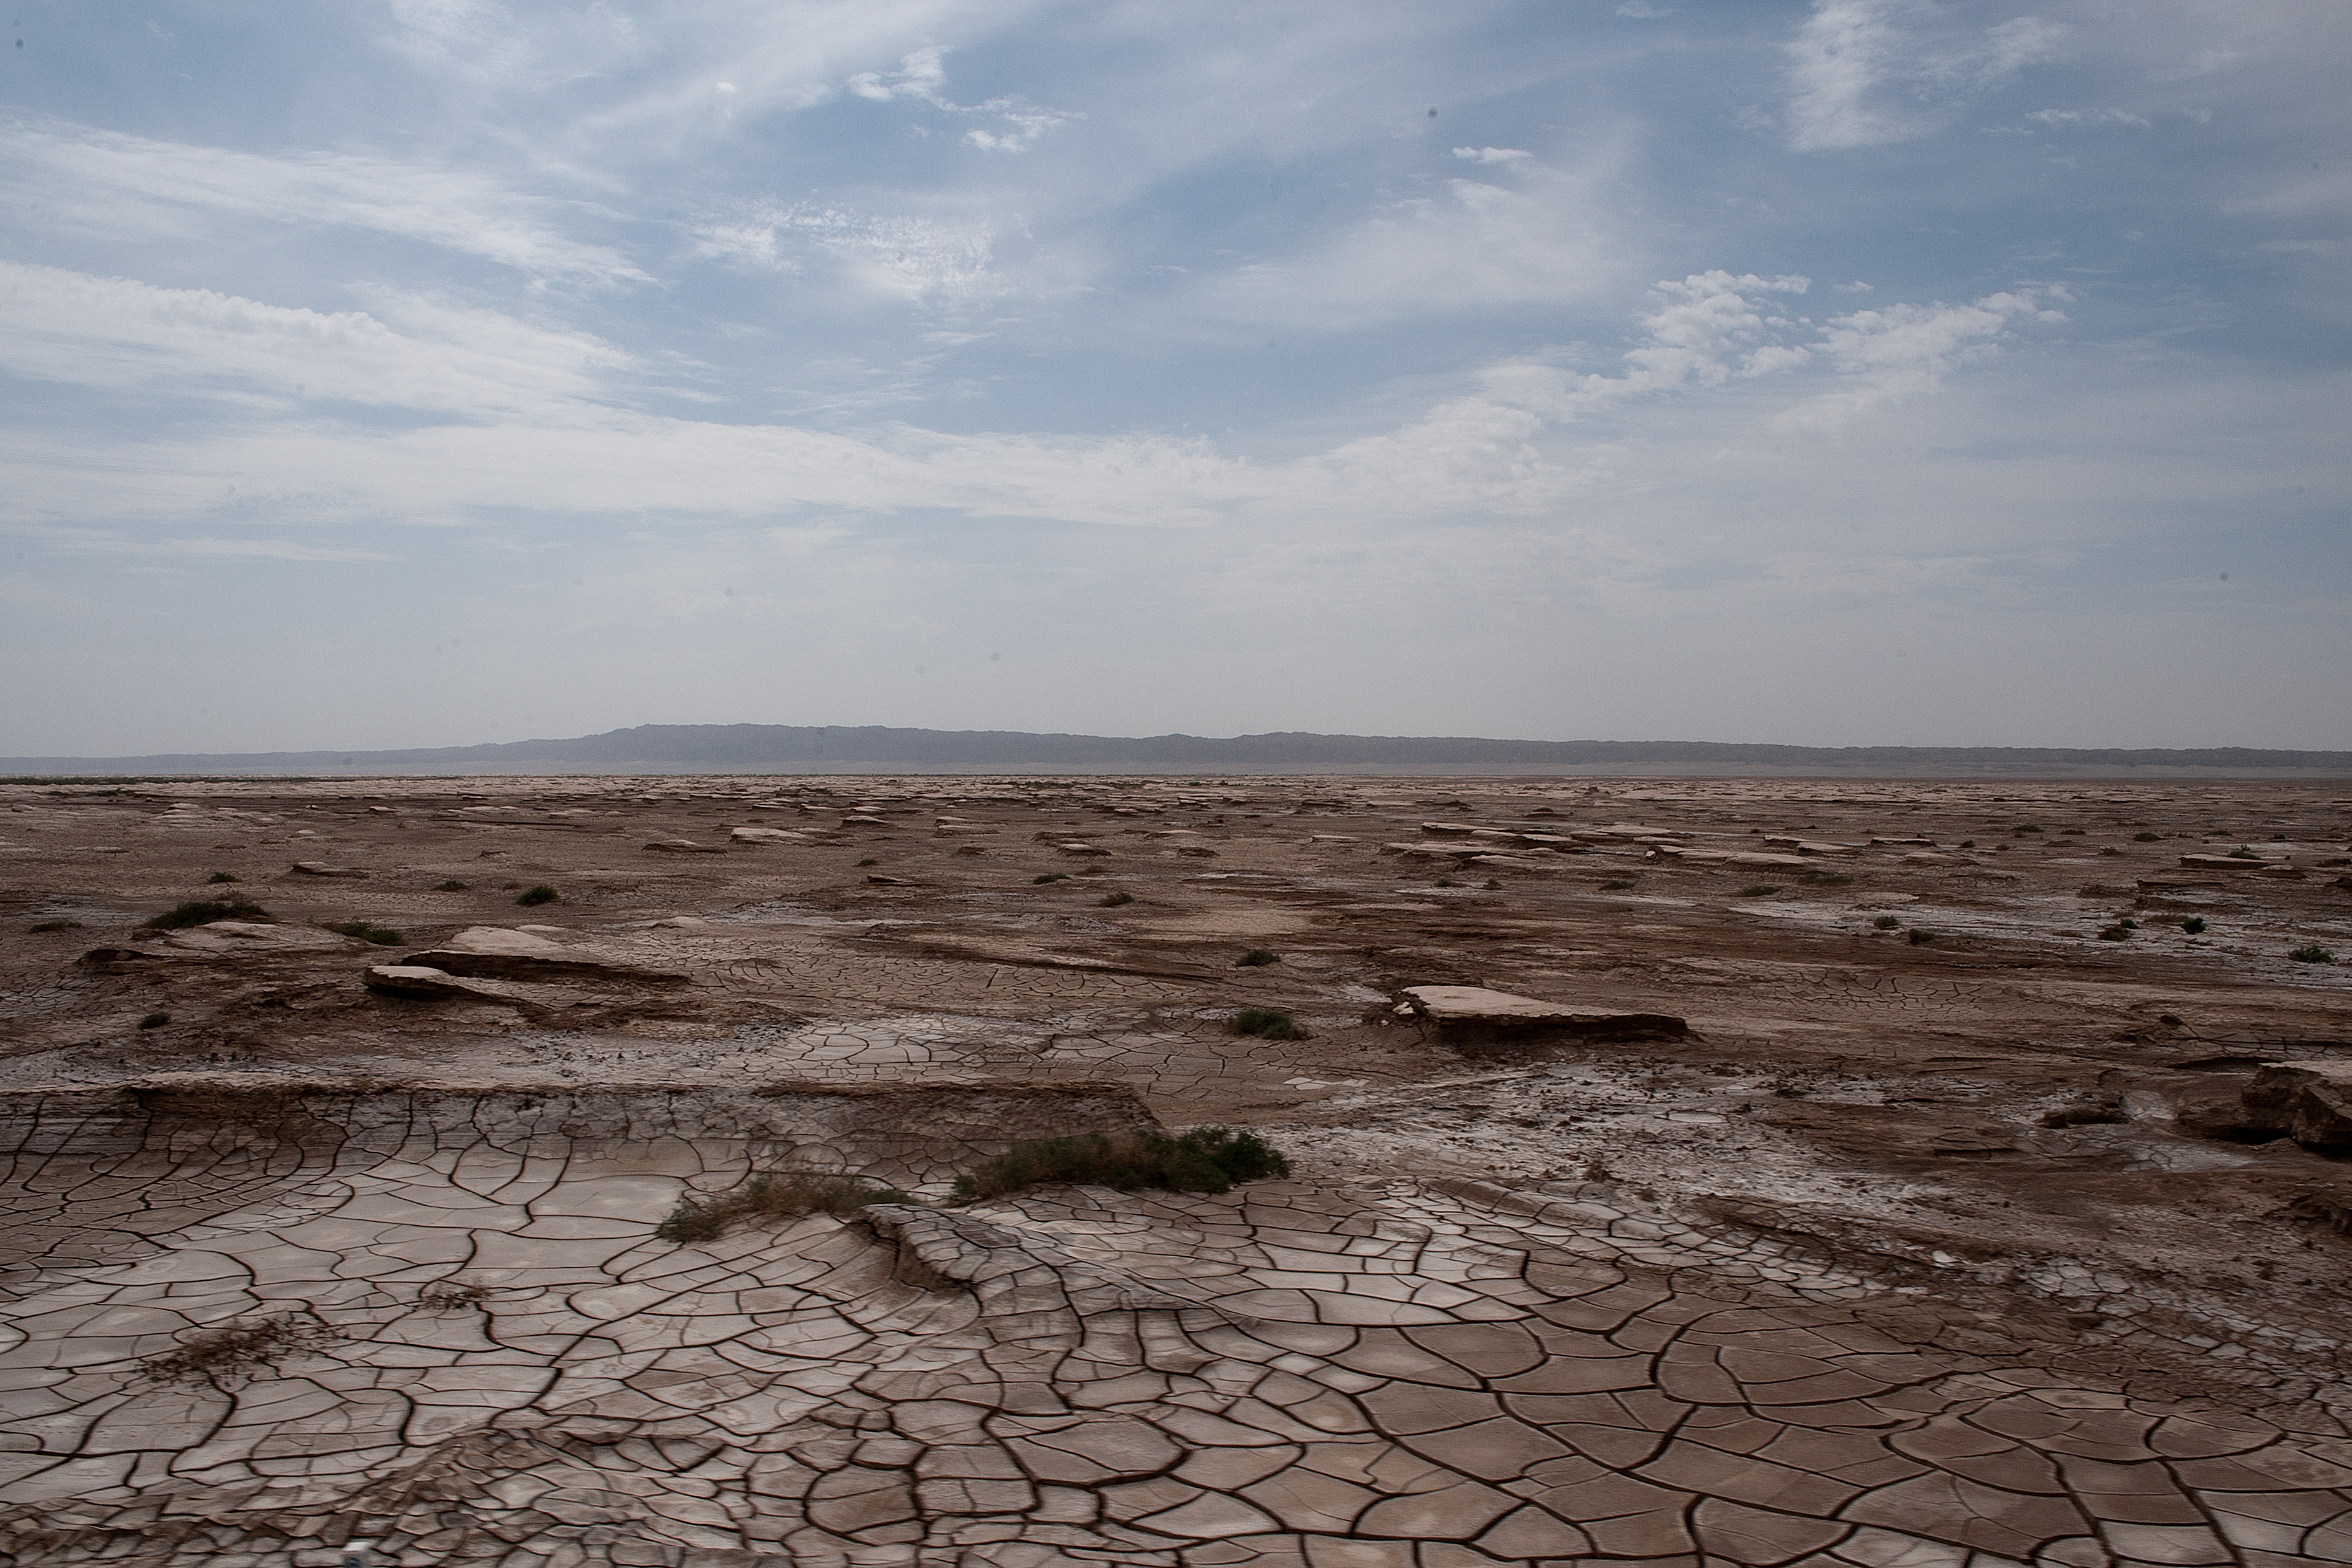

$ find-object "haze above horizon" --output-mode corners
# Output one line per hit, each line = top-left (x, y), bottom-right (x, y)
(3, 2), (2345, 757)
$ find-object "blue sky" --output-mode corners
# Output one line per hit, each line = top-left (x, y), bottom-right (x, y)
(2, 0), (2345, 756)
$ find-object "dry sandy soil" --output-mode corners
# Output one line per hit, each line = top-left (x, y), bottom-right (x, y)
(2, 772), (2350, 1568)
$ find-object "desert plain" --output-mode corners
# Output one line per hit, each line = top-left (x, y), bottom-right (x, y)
(2, 771), (2351, 1568)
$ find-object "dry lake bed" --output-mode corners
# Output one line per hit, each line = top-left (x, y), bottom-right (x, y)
(3, 772), (2351, 1568)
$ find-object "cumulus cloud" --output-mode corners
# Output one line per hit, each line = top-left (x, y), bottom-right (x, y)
(0, 120), (648, 287)
(1776, 289), (2067, 431)
(1783, 1), (2067, 152)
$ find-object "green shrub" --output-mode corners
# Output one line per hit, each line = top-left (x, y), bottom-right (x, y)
(1740, 884), (1781, 897)
(434, 880), (469, 891)
(323, 920), (405, 946)
(206, 871), (239, 884)
(514, 886), (559, 907)
(2183, 917), (2207, 934)
(29, 919), (80, 933)
(1231, 1008), (1307, 1040)
(657, 1168), (914, 1244)
(1908, 930), (1937, 944)
(1873, 915), (1902, 930)
(1099, 891), (1135, 907)
(953, 1126), (1289, 1203)
(144, 896), (270, 930)
(1033, 873), (1067, 884)
(857, 857), (878, 867)
(1236, 949), (1281, 967)
(2289, 944), (2336, 964)
(138, 1011), (170, 1029)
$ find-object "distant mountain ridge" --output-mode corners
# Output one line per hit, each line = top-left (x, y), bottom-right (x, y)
(5, 724), (2348, 778)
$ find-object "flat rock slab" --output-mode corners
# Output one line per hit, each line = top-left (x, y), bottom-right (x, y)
(289, 860), (370, 878)
(644, 838), (725, 853)
(1402, 985), (1690, 1045)
(2243, 1062), (2352, 1149)
(2179, 853), (2274, 870)
(165, 920), (365, 957)
(401, 926), (689, 986)
(730, 826), (809, 845)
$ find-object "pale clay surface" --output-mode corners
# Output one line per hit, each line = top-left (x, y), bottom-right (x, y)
(3, 773), (2351, 1565)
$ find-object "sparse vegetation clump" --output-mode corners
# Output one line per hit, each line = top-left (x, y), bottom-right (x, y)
(857, 857), (879, 866)
(417, 1280), (492, 1312)
(1873, 915), (1902, 930)
(1908, 930), (1937, 944)
(29, 919), (80, 933)
(138, 1012), (170, 1029)
(2133, 832), (2162, 842)
(1600, 879), (1635, 890)
(2183, 917), (2208, 934)
(434, 880), (470, 891)
(514, 885), (560, 907)
(206, 871), (239, 884)
(323, 920), (406, 946)
(1236, 948), (1281, 967)
(952, 1126), (1289, 1203)
(659, 1168), (913, 1243)
(1741, 885), (1781, 898)
(144, 895), (270, 930)
(1033, 873), (1067, 884)
(2289, 944), (2337, 964)
(139, 1314), (340, 1386)
(1230, 1007), (1307, 1040)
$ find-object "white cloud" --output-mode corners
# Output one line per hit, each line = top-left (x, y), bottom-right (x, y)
(842, 44), (1074, 153)
(690, 202), (997, 299)
(0, 262), (637, 417)
(1210, 168), (1620, 329)
(0, 119), (648, 287)
(2026, 107), (2150, 129)
(1776, 289), (2066, 431)
(1452, 146), (1532, 164)
(1783, 1), (2067, 152)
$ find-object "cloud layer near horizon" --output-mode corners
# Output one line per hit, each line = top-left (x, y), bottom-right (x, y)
(1, 1), (2345, 754)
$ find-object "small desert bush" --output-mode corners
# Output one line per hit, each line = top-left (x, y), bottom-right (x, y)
(138, 1011), (170, 1029)
(1908, 930), (1937, 944)
(1236, 948), (1281, 967)
(657, 1168), (913, 1244)
(417, 1280), (492, 1313)
(2289, 944), (2337, 964)
(323, 920), (405, 946)
(2183, 917), (2208, 934)
(857, 857), (878, 866)
(2016, 823), (2043, 834)
(144, 896), (270, 930)
(140, 1314), (339, 1386)
(1231, 1007), (1307, 1040)
(514, 885), (560, 907)
(1033, 873), (1067, 884)
(1740, 884), (1781, 897)
(434, 880), (470, 891)
(29, 919), (80, 933)
(1873, 915), (1902, 930)
(2133, 832), (2161, 842)
(206, 871), (239, 884)
(1098, 891), (1135, 907)
(1600, 879), (1635, 890)
(953, 1126), (1289, 1203)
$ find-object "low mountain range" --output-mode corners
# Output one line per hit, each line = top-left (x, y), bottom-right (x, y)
(6, 724), (2347, 778)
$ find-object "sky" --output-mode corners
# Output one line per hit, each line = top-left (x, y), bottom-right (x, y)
(1, 0), (2346, 757)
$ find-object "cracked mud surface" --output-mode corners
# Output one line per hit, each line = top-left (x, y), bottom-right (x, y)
(2, 772), (2350, 1566)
